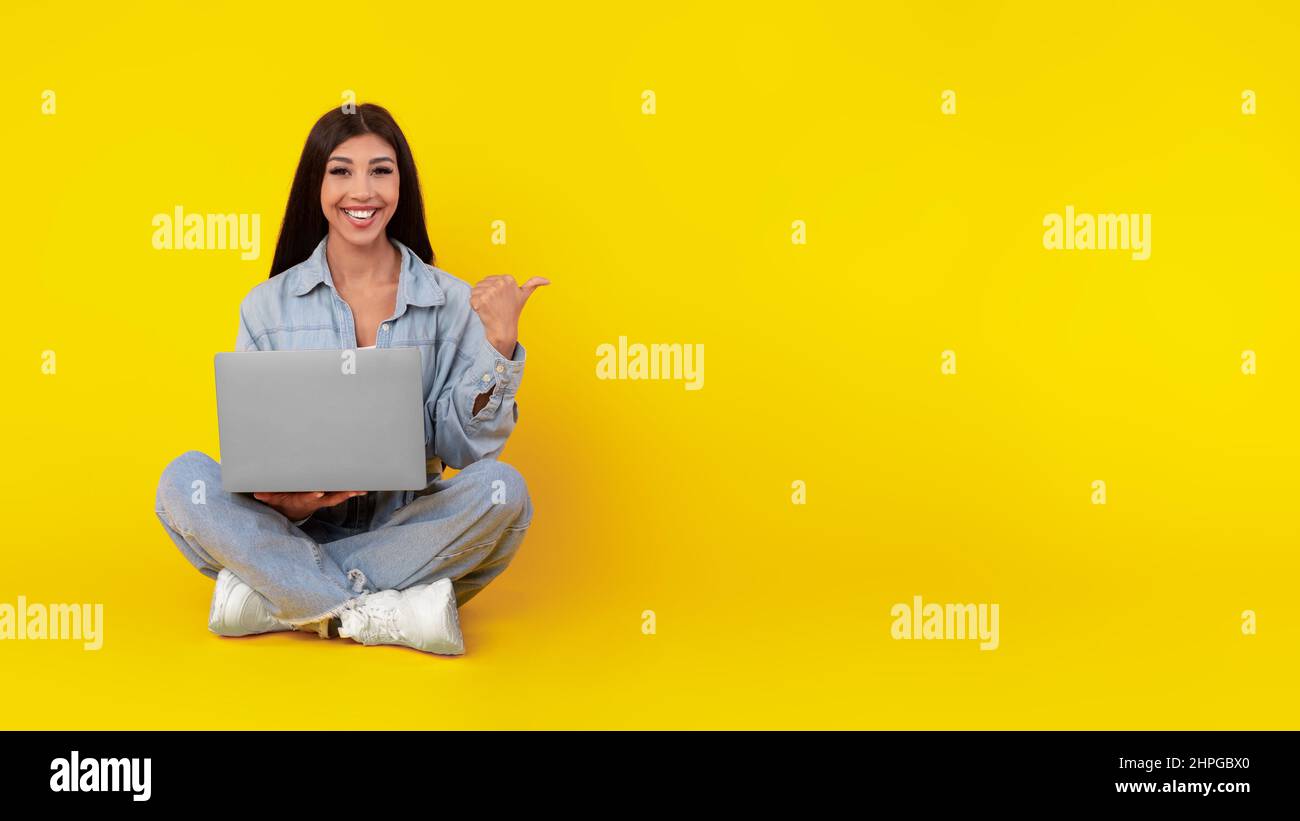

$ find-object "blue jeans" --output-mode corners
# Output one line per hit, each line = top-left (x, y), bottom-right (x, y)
(154, 451), (533, 624)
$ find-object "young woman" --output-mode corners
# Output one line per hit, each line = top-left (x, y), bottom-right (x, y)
(154, 103), (546, 655)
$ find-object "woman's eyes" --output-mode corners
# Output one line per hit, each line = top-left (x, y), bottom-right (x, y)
(327, 166), (394, 176)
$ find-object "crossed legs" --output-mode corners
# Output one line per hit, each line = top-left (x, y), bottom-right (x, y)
(154, 451), (532, 626)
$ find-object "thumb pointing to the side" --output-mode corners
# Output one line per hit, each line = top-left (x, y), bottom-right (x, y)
(520, 276), (551, 302)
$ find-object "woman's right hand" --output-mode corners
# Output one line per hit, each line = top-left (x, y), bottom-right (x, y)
(253, 490), (366, 521)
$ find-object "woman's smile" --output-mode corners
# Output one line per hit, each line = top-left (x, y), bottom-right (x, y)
(340, 205), (381, 228)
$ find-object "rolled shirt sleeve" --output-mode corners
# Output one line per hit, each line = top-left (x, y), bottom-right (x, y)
(430, 310), (526, 469)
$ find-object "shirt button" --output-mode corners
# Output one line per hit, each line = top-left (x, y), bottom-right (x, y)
(381, 323), (390, 332)
(481, 373), (491, 383)
(495, 364), (505, 373)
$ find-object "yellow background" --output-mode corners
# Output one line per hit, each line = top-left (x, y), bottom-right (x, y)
(1, 1), (1296, 729)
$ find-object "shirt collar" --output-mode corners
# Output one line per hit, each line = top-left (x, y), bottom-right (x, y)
(290, 234), (446, 312)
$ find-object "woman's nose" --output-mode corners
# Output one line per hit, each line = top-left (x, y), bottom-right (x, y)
(349, 176), (375, 198)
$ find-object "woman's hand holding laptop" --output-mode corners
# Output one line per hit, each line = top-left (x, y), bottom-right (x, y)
(253, 490), (367, 521)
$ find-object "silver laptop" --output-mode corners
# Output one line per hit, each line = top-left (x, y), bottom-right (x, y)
(214, 348), (428, 492)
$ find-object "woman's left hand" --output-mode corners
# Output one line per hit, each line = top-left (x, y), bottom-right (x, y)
(470, 274), (549, 357)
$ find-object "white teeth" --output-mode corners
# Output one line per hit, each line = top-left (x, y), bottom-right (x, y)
(342, 208), (376, 219)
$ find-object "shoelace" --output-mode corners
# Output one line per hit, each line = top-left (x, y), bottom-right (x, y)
(345, 600), (407, 644)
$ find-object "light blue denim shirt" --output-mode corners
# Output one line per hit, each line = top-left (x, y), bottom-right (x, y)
(234, 234), (526, 510)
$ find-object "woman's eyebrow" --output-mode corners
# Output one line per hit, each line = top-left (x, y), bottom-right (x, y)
(327, 156), (396, 164)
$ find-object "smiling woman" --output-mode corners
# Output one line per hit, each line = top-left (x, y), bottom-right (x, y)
(154, 102), (547, 657)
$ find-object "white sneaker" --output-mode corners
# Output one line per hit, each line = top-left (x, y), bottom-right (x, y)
(208, 568), (329, 638)
(337, 577), (465, 655)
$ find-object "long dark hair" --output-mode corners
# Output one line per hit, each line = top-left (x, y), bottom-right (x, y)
(269, 103), (434, 278)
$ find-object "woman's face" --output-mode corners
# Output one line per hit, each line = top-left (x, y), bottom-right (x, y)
(320, 133), (400, 244)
